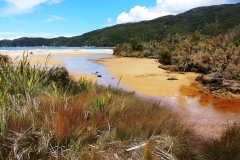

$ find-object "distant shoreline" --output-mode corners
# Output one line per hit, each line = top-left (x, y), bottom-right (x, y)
(0, 46), (114, 51)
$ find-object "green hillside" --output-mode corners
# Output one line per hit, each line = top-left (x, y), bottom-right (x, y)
(0, 3), (240, 47)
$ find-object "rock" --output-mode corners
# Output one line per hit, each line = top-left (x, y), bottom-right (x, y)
(209, 87), (222, 91)
(167, 77), (178, 80)
(195, 76), (202, 81)
(97, 75), (102, 78)
(201, 75), (213, 84)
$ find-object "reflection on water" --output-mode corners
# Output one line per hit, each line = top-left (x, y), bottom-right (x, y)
(179, 82), (240, 113)
(56, 54), (132, 92)
(177, 82), (240, 138)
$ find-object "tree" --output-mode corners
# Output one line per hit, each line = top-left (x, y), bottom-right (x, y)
(130, 38), (143, 51)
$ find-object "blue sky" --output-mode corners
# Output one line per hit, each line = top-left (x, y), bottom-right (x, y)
(0, 0), (239, 40)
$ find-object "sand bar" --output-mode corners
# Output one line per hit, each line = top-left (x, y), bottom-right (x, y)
(99, 57), (200, 97)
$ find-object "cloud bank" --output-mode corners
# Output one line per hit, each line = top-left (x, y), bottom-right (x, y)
(0, 0), (62, 16)
(116, 0), (229, 24)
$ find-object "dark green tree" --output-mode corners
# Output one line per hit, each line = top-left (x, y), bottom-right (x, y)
(130, 38), (143, 51)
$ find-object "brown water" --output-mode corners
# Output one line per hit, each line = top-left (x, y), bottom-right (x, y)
(179, 83), (240, 113)
(177, 82), (240, 138)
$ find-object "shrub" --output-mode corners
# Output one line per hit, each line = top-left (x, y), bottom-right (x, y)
(233, 40), (240, 47)
(0, 54), (11, 64)
(158, 50), (172, 65)
(130, 38), (143, 51)
(222, 62), (239, 80)
(48, 66), (70, 86)
(224, 24), (240, 43)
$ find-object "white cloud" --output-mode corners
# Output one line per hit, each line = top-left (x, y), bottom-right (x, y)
(15, 35), (22, 39)
(107, 18), (112, 23)
(47, 0), (62, 4)
(41, 15), (67, 23)
(0, 0), (62, 16)
(116, 0), (229, 24)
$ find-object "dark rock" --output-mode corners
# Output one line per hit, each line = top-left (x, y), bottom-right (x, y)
(167, 77), (178, 80)
(97, 75), (102, 78)
(195, 76), (202, 81)
(209, 87), (222, 91)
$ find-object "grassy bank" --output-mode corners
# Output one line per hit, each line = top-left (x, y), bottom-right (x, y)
(0, 53), (239, 159)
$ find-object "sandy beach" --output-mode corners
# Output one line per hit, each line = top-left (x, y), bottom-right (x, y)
(99, 57), (199, 97)
(2, 49), (113, 64)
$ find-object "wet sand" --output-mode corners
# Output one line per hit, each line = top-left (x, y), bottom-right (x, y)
(99, 57), (199, 97)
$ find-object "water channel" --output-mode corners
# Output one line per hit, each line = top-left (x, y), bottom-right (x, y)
(55, 52), (240, 139)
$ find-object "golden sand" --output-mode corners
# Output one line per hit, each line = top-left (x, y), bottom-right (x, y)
(99, 57), (199, 97)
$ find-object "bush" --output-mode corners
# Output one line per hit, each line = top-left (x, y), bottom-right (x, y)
(233, 40), (240, 47)
(48, 66), (70, 86)
(130, 38), (143, 51)
(158, 50), (172, 65)
(0, 54), (11, 64)
(224, 24), (240, 43)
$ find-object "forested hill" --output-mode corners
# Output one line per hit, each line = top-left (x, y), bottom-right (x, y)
(1, 3), (240, 47)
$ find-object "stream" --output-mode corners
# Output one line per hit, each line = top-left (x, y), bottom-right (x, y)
(56, 53), (240, 139)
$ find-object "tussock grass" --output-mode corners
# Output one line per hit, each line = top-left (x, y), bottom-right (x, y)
(0, 52), (238, 159)
(199, 124), (240, 160)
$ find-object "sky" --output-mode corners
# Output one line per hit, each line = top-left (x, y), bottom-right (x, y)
(0, 0), (239, 40)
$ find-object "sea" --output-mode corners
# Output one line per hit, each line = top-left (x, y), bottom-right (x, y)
(0, 46), (114, 51)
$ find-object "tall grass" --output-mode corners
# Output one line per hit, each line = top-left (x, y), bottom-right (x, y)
(199, 125), (240, 160)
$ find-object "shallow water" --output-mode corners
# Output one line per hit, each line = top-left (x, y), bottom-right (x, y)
(56, 53), (132, 92)
(0, 46), (114, 51)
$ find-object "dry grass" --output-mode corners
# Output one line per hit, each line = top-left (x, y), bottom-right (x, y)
(199, 124), (240, 160)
